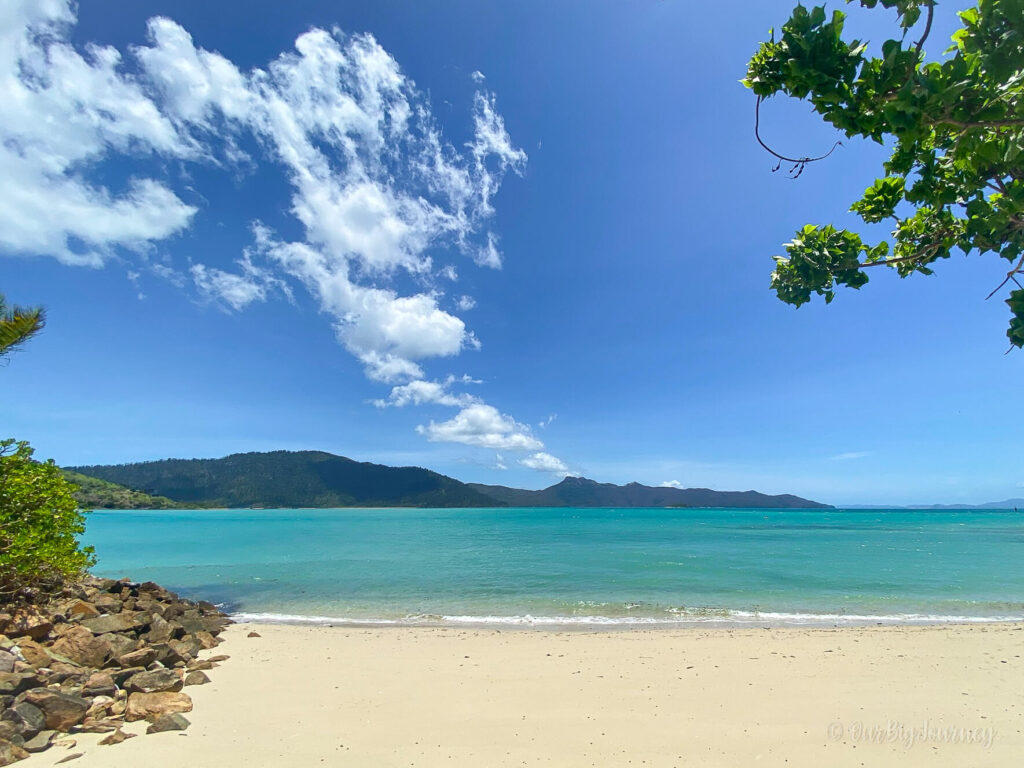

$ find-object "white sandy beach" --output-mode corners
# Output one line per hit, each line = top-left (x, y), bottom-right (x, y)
(30, 622), (1023, 768)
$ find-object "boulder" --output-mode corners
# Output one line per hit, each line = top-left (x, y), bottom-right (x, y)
(64, 602), (100, 622)
(0, 674), (38, 697)
(20, 690), (90, 731)
(110, 667), (145, 687)
(20, 730), (54, 753)
(149, 644), (186, 667)
(5, 611), (52, 642)
(81, 672), (116, 698)
(141, 616), (178, 644)
(0, 738), (29, 766)
(2, 702), (45, 738)
(50, 627), (108, 669)
(170, 636), (202, 659)
(45, 664), (86, 685)
(0, 653), (15, 675)
(12, 642), (49, 670)
(194, 632), (219, 650)
(117, 648), (157, 669)
(0, 725), (17, 746)
(98, 729), (135, 746)
(183, 671), (209, 687)
(125, 669), (182, 694)
(146, 713), (190, 734)
(89, 594), (122, 614)
(79, 612), (147, 635)
(95, 633), (136, 662)
(125, 692), (192, 722)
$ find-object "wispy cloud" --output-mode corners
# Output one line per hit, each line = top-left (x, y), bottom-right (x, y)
(828, 451), (871, 461)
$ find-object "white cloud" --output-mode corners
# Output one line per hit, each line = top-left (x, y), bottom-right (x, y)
(538, 414), (557, 428)
(373, 379), (479, 409)
(0, 2), (565, 466)
(659, 480), (682, 488)
(417, 404), (542, 451)
(520, 452), (570, 475)
(0, 1), (197, 265)
(828, 451), (871, 461)
(191, 253), (289, 311)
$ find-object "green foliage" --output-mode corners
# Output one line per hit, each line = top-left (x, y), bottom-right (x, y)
(0, 293), (45, 360)
(60, 469), (186, 510)
(744, 0), (1024, 346)
(0, 439), (96, 601)
(68, 450), (505, 508)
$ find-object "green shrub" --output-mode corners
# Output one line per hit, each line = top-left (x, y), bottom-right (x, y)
(0, 438), (95, 601)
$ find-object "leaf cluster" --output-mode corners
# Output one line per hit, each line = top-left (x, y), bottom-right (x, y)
(0, 439), (96, 602)
(744, 0), (1024, 345)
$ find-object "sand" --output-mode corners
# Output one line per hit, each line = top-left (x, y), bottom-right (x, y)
(30, 622), (1023, 767)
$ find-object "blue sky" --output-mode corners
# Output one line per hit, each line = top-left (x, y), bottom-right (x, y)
(2, 0), (1020, 505)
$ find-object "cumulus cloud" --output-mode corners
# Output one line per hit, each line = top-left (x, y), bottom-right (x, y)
(373, 379), (479, 409)
(0, 1), (198, 266)
(417, 404), (543, 451)
(520, 452), (571, 475)
(659, 480), (682, 489)
(0, 1), (564, 466)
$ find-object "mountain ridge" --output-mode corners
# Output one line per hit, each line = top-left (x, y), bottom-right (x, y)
(468, 476), (831, 509)
(66, 450), (829, 509)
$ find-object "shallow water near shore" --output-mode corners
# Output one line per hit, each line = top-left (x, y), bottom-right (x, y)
(82, 507), (1024, 627)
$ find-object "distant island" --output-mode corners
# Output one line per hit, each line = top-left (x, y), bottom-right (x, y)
(65, 450), (831, 510)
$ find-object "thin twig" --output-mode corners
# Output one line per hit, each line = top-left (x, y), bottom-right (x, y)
(985, 251), (1024, 300)
(755, 96), (842, 176)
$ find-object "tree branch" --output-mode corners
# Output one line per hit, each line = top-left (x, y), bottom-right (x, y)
(914, 2), (935, 58)
(755, 96), (842, 176)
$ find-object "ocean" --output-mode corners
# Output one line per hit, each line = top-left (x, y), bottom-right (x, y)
(82, 507), (1024, 627)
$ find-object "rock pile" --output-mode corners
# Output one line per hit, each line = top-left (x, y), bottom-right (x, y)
(0, 577), (230, 764)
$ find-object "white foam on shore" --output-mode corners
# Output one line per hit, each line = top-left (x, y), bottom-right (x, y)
(231, 610), (1024, 629)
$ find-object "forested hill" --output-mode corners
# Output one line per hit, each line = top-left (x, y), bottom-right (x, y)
(68, 451), (503, 509)
(468, 476), (830, 509)
(60, 469), (188, 510)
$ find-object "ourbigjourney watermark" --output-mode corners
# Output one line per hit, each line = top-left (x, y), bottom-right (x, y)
(827, 719), (996, 750)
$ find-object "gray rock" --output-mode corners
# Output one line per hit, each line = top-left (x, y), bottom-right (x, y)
(125, 669), (182, 694)
(20, 730), (54, 753)
(0, 674), (38, 697)
(146, 713), (190, 734)
(79, 612), (147, 635)
(0, 653), (14, 675)
(183, 671), (209, 687)
(20, 690), (90, 731)
(2, 702), (45, 738)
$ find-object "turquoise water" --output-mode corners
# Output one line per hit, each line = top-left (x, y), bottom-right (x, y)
(82, 507), (1024, 627)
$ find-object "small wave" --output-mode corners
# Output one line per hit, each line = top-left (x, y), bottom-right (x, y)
(231, 609), (1024, 629)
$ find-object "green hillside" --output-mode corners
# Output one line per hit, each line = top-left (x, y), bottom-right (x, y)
(61, 469), (187, 510)
(67, 450), (504, 509)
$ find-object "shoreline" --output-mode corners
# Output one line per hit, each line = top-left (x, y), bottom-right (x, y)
(30, 620), (1023, 767)
(229, 610), (1024, 630)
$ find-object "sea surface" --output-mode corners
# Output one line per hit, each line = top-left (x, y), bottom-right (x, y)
(82, 507), (1024, 628)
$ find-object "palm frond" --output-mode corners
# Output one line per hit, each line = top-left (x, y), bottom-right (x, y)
(0, 295), (45, 358)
